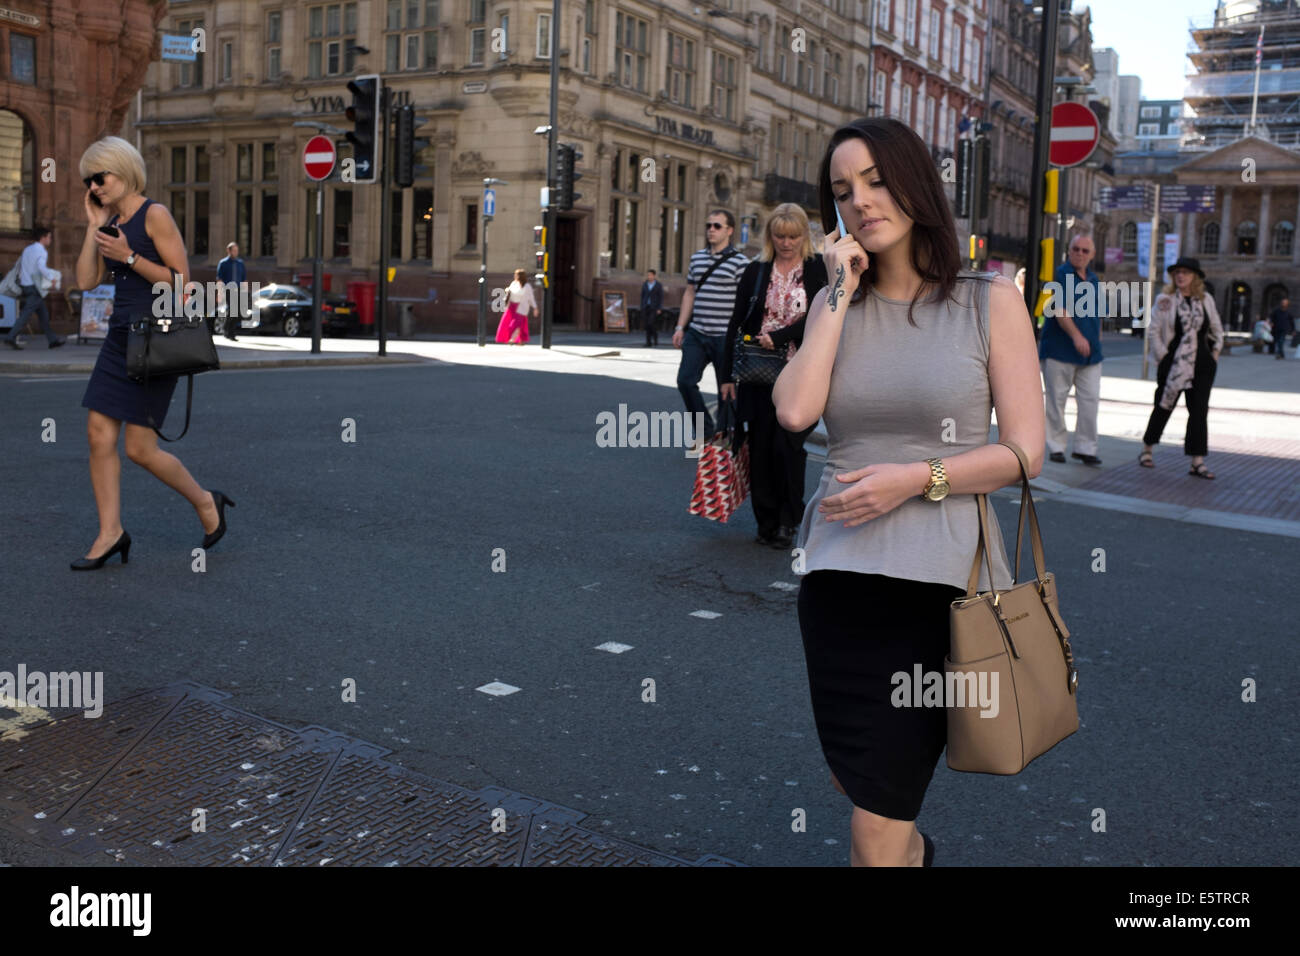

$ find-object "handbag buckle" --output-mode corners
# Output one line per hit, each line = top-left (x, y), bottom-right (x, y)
(157, 318), (173, 333)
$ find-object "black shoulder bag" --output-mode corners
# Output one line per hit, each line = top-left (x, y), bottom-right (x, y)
(731, 261), (788, 386)
(126, 312), (220, 441)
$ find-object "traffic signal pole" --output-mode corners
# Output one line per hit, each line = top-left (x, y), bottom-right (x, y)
(377, 83), (391, 356)
(542, 0), (560, 350)
(1025, 0), (1062, 327)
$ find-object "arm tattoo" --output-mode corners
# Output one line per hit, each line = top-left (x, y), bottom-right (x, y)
(828, 265), (846, 314)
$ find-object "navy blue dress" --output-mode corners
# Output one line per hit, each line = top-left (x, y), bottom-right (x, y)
(81, 197), (179, 427)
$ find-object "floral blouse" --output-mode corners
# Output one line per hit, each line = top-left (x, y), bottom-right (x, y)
(760, 262), (806, 361)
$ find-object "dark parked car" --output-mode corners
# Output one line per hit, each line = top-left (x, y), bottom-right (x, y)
(213, 283), (361, 338)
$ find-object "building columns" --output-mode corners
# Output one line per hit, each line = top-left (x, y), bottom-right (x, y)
(1258, 186), (1271, 260)
(1219, 186), (1233, 255)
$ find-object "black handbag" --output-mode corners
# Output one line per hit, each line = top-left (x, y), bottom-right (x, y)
(731, 262), (787, 386)
(126, 313), (220, 441)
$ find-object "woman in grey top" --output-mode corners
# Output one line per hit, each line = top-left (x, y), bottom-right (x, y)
(773, 118), (1045, 866)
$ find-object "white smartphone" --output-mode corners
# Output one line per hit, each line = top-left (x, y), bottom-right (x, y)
(834, 205), (847, 237)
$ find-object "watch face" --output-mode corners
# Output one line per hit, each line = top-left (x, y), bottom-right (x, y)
(927, 481), (950, 501)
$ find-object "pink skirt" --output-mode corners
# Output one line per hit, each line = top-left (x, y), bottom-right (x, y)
(495, 302), (529, 343)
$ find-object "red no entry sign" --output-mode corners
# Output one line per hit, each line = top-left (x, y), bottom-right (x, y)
(303, 135), (336, 181)
(1049, 102), (1100, 168)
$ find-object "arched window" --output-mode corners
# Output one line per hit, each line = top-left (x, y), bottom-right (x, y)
(1121, 221), (1137, 258)
(1201, 220), (1220, 255)
(1237, 219), (1258, 254)
(1272, 220), (1294, 256)
(0, 109), (35, 234)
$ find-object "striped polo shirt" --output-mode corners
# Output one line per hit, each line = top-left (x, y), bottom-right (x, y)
(685, 245), (750, 336)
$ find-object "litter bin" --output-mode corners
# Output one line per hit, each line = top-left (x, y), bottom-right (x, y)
(296, 272), (332, 293)
(347, 281), (377, 331)
(399, 302), (415, 337)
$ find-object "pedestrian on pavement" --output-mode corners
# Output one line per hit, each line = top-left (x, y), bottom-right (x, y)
(719, 203), (827, 550)
(215, 241), (247, 340)
(1039, 232), (1103, 466)
(773, 117), (1044, 867)
(495, 269), (537, 345)
(2, 225), (66, 350)
(1252, 315), (1274, 349)
(640, 269), (663, 347)
(674, 210), (750, 439)
(1268, 297), (1294, 359)
(72, 136), (233, 570)
(1139, 256), (1223, 479)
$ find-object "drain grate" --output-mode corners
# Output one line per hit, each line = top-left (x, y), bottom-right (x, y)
(0, 683), (741, 867)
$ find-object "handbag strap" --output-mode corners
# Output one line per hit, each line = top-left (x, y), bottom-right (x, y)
(965, 440), (1049, 596)
(139, 320), (194, 442)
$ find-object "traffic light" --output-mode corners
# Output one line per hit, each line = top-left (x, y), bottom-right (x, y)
(555, 143), (583, 211)
(534, 224), (548, 286)
(967, 234), (987, 262)
(393, 105), (430, 189)
(345, 74), (380, 184)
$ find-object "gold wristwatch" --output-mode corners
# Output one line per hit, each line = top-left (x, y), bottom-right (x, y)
(921, 458), (950, 501)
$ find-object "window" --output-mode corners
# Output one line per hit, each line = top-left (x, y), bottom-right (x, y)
(1273, 221), (1293, 256)
(797, 40), (817, 95)
(470, 0), (485, 21)
(581, 37), (591, 73)
(195, 145), (210, 183)
(929, 9), (941, 59)
(261, 192), (278, 258)
(470, 28), (485, 65)
(659, 160), (689, 275)
(924, 96), (936, 143)
(537, 13), (552, 58)
(901, 83), (913, 127)
(498, 14), (508, 61)
(971, 35), (982, 84)
(465, 203), (478, 248)
(165, 144), (210, 255)
(1121, 221), (1137, 258)
(9, 33), (35, 84)
(616, 11), (649, 92)
(386, 0), (438, 72)
(1138, 123), (1159, 135)
(236, 191), (253, 255)
(0, 110), (33, 231)
(824, 50), (841, 105)
(954, 23), (964, 73)
(307, 2), (359, 78)
(712, 52), (737, 121)
(1140, 106), (1160, 118)
(874, 69), (888, 114)
(1200, 220), (1220, 255)
(411, 187), (434, 261)
(220, 40), (232, 82)
(332, 189), (352, 258)
(667, 34), (695, 107)
(236, 144), (253, 182)
(176, 19), (204, 88)
(171, 146), (187, 184)
(608, 148), (642, 270)
(776, 26), (789, 84)
(905, 0), (918, 46)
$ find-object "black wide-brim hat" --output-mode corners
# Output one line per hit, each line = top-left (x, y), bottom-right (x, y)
(1166, 256), (1205, 279)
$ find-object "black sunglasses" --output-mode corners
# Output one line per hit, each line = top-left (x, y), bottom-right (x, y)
(705, 222), (727, 230)
(82, 171), (111, 188)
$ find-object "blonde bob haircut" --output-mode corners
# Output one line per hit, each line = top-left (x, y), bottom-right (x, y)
(1162, 271), (1206, 301)
(760, 203), (815, 262)
(79, 136), (147, 195)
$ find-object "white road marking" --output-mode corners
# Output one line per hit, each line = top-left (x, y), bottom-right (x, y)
(690, 610), (722, 619)
(476, 681), (520, 696)
(594, 641), (633, 654)
(769, 581), (798, 591)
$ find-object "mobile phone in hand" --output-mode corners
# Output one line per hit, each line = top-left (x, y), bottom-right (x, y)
(89, 192), (103, 208)
(834, 205), (847, 237)
(98, 225), (119, 238)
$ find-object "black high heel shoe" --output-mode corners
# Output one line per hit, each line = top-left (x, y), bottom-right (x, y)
(922, 832), (935, 868)
(201, 490), (235, 549)
(70, 531), (131, 571)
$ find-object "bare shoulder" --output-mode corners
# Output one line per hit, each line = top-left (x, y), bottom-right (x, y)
(145, 200), (178, 232)
(986, 273), (1029, 323)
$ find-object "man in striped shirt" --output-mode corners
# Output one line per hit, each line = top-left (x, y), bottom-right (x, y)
(673, 209), (749, 438)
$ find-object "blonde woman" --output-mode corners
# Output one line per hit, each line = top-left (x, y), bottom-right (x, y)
(1139, 257), (1223, 479)
(720, 203), (828, 548)
(72, 136), (232, 570)
(495, 269), (538, 344)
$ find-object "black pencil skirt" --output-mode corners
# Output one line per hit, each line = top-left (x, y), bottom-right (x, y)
(797, 569), (964, 821)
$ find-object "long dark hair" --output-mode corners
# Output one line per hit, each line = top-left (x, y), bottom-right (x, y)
(816, 117), (960, 326)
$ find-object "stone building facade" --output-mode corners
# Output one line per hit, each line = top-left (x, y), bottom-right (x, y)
(124, 0), (1010, 333)
(0, 0), (165, 333)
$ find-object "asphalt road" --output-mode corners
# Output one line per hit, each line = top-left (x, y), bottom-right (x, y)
(0, 360), (1293, 866)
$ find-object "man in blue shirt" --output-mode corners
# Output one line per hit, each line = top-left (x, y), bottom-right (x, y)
(3, 226), (65, 349)
(1039, 232), (1104, 465)
(215, 241), (247, 340)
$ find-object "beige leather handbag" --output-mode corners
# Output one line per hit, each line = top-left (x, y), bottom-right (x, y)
(945, 441), (1079, 775)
